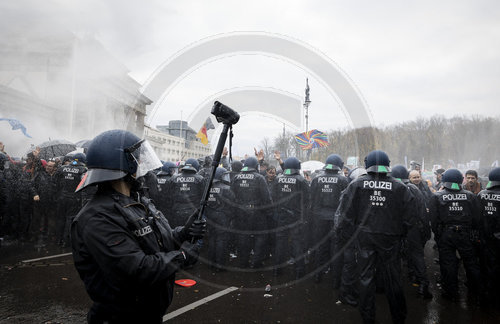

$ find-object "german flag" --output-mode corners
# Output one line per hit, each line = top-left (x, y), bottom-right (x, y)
(196, 117), (215, 145)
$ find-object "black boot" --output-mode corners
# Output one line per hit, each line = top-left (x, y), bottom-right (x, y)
(418, 284), (433, 299)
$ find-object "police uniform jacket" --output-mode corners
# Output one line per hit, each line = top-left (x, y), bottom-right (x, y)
(271, 170), (310, 223)
(309, 170), (348, 220)
(55, 163), (87, 199)
(205, 180), (235, 228)
(477, 187), (500, 242)
(336, 173), (415, 239)
(71, 186), (188, 322)
(429, 187), (481, 237)
(165, 170), (205, 227)
(231, 167), (272, 215)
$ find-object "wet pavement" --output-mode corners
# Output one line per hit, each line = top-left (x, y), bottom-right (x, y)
(1, 239), (500, 323)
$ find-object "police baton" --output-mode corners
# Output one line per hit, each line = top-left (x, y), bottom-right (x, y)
(192, 102), (239, 242)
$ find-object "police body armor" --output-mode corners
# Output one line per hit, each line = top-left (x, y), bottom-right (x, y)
(478, 188), (500, 241)
(231, 168), (272, 224)
(431, 188), (480, 237)
(272, 171), (310, 223)
(166, 170), (205, 228)
(310, 170), (348, 220)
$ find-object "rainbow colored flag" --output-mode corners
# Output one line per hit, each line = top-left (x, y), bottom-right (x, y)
(294, 129), (328, 150)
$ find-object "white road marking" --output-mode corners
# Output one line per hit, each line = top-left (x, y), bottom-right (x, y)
(21, 252), (72, 263)
(163, 286), (239, 322)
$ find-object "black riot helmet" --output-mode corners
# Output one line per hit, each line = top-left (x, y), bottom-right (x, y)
(391, 165), (409, 181)
(76, 129), (161, 192)
(364, 150), (391, 174)
(183, 158), (200, 172)
(441, 168), (463, 190)
(487, 167), (500, 189)
(73, 152), (86, 165)
(214, 167), (230, 183)
(325, 154), (343, 171)
(231, 160), (243, 172)
(242, 157), (258, 171)
(161, 161), (176, 176)
(284, 157), (301, 170)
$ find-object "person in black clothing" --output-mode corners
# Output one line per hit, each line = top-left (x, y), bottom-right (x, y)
(478, 167), (500, 307)
(231, 157), (273, 268)
(309, 154), (348, 283)
(154, 161), (176, 216)
(54, 153), (87, 246)
(429, 168), (482, 302)
(333, 167), (367, 307)
(205, 167), (235, 271)
(229, 160), (243, 183)
(71, 129), (205, 323)
(336, 150), (415, 324)
(272, 157), (310, 279)
(165, 158), (206, 229)
(391, 165), (432, 298)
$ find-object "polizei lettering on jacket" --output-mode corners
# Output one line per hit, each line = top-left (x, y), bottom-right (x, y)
(318, 177), (338, 184)
(175, 177), (195, 183)
(363, 180), (392, 190)
(442, 193), (467, 201)
(236, 174), (255, 180)
(134, 225), (153, 237)
(63, 167), (81, 174)
(480, 193), (500, 201)
(278, 177), (297, 184)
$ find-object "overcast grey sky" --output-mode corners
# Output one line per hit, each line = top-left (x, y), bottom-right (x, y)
(2, 0), (500, 156)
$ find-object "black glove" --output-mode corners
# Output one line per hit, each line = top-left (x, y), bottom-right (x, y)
(179, 241), (200, 267)
(183, 210), (207, 241)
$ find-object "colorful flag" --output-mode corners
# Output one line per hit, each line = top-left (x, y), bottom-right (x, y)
(294, 129), (328, 150)
(0, 118), (32, 138)
(196, 117), (215, 145)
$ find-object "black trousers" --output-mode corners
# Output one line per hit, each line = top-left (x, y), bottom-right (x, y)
(438, 229), (481, 296)
(313, 219), (335, 273)
(405, 227), (429, 286)
(357, 232), (406, 324)
(274, 218), (305, 274)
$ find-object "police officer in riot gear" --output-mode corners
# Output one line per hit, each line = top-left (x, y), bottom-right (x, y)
(391, 165), (432, 299)
(429, 168), (482, 302)
(55, 153), (87, 246)
(154, 161), (176, 216)
(337, 150), (415, 324)
(272, 157), (310, 279)
(205, 167), (235, 271)
(71, 129), (205, 323)
(231, 157), (273, 268)
(478, 167), (500, 306)
(334, 167), (366, 307)
(165, 158), (206, 228)
(309, 154), (348, 283)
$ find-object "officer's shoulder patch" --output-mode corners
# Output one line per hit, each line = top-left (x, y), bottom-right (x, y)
(107, 235), (126, 247)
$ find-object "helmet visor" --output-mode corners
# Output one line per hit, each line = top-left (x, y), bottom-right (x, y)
(128, 140), (162, 178)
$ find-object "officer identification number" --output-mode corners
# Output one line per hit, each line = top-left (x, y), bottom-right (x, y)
(369, 190), (386, 206)
(485, 202), (497, 215)
(448, 202), (463, 211)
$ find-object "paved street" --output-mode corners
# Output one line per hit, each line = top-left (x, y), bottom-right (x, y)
(1, 239), (499, 323)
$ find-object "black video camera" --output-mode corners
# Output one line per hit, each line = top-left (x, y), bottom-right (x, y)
(211, 101), (240, 125)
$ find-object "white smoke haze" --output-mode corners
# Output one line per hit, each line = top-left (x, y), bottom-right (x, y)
(1, 0), (499, 160)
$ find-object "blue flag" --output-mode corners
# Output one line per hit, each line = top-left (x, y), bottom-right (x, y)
(0, 118), (32, 138)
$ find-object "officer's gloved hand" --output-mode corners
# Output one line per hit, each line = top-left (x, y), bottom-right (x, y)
(180, 241), (200, 267)
(182, 210), (207, 241)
